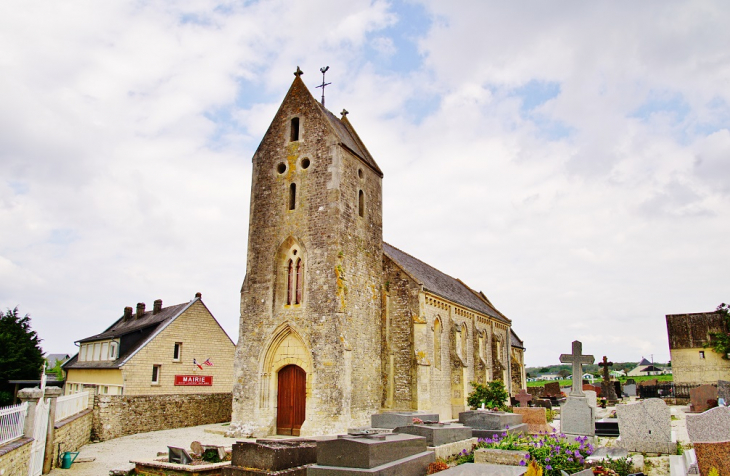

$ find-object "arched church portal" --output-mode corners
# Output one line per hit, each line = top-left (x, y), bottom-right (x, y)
(276, 364), (306, 435)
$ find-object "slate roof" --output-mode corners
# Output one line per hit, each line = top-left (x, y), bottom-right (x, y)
(511, 329), (524, 349)
(383, 242), (509, 324)
(64, 300), (194, 370)
(45, 353), (70, 367)
(638, 357), (652, 366)
(319, 104), (383, 177)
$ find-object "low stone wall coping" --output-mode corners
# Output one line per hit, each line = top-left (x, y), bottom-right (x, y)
(132, 459), (231, 471)
(0, 437), (33, 458)
(54, 408), (93, 429)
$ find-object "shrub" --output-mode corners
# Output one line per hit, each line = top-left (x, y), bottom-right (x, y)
(589, 456), (634, 476)
(467, 380), (509, 410)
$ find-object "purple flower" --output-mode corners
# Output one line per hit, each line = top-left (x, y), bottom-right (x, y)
(566, 449), (572, 455)
(525, 453), (530, 459)
(519, 461), (527, 466)
(505, 425), (510, 429)
(546, 465), (552, 470)
(574, 450), (580, 457)
(545, 457), (550, 462)
(568, 457), (573, 462)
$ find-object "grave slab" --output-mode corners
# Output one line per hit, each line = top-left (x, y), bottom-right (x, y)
(513, 408), (552, 434)
(458, 410), (523, 430)
(473, 448), (524, 465)
(718, 380), (730, 404)
(432, 463), (527, 476)
(428, 437), (478, 461)
(370, 412), (439, 429)
(307, 450), (434, 476)
(560, 396), (595, 438)
(689, 384), (718, 413)
(693, 442), (730, 476)
(314, 433), (426, 469)
(616, 398), (675, 454)
(393, 423), (472, 447)
(229, 439), (317, 472)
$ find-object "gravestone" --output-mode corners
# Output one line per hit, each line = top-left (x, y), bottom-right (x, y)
(598, 356), (619, 402)
(559, 341), (595, 438)
(614, 381), (622, 399)
(685, 406), (730, 476)
(593, 384), (603, 398)
(689, 384), (718, 413)
(513, 407), (552, 434)
(718, 380), (730, 404)
(458, 410), (527, 439)
(533, 398), (552, 410)
(623, 383), (637, 397)
(625, 379), (635, 385)
(224, 439), (317, 476)
(393, 423), (472, 447)
(515, 389), (532, 408)
(594, 419), (620, 437)
(638, 378), (658, 387)
(544, 382), (561, 397)
(616, 398), (675, 454)
(371, 411), (440, 429)
(308, 433), (434, 476)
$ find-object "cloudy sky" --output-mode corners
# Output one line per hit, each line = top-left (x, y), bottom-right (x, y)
(2, 1), (729, 367)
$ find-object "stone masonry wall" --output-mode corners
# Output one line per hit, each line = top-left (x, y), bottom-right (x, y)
(93, 393), (231, 441)
(0, 438), (32, 476)
(51, 409), (92, 468)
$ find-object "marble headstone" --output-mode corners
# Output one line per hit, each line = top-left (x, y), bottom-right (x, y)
(616, 398), (675, 454)
(689, 384), (718, 413)
(560, 397), (595, 437)
(686, 406), (730, 443)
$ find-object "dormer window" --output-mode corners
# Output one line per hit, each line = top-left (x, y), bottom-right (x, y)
(290, 117), (300, 142)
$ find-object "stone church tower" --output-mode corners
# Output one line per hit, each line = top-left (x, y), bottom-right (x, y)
(231, 69), (384, 437)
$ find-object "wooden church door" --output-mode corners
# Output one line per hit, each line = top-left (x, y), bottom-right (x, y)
(277, 365), (306, 435)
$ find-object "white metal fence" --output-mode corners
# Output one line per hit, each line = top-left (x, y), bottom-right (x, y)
(54, 392), (89, 422)
(0, 402), (27, 446)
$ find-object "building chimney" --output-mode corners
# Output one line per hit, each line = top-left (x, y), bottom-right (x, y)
(195, 292), (202, 299)
(136, 302), (146, 319)
(124, 307), (133, 322)
(153, 299), (162, 314)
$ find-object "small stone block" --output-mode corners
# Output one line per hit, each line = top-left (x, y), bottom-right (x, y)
(393, 423), (472, 446)
(513, 408), (552, 434)
(458, 410), (523, 430)
(307, 450), (434, 476)
(370, 412), (440, 429)
(435, 463), (527, 476)
(230, 439), (317, 471)
(474, 448), (525, 465)
(471, 423), (528, 440)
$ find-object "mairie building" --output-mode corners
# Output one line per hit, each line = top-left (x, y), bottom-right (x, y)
(231, 69), (526, 437)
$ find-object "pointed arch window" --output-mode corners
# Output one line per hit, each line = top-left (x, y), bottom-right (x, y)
(295, 258), (303, 304)
(287, 259), (294, 305)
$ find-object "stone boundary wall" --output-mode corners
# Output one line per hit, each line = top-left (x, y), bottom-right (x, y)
(93, 393), (232, 441)
(0, 437), (33, 476)
(51, 409), (93, 468)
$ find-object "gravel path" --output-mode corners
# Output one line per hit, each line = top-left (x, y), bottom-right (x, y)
(48, 423), (249, 476)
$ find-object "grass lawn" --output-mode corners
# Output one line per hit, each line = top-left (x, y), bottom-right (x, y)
(526, 374), (673, 388)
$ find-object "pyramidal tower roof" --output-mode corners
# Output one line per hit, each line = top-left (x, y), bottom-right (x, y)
(279, 68), (383, 177)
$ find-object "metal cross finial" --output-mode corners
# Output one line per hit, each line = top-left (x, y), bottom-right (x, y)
(316, 66), (331, 107)
(341, 109), (348, 117)
(599, 355), (614, 383)
(294, 66), (303, 77)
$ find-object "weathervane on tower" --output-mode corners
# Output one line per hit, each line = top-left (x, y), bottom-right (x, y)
(316, 66), (331, 107)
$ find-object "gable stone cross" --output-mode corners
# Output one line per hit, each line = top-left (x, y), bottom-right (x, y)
(559, 340), (594, 397)
(599, 355), (613, 384)
(515, 388), (532, 408)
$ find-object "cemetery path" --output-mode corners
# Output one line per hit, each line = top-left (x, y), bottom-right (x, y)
(47, 423), (246, 476)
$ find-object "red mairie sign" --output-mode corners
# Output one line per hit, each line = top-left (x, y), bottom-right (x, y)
(174, 375), (213, 386)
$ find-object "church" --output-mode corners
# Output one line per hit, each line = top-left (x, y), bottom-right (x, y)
(231, 68), (526, 437)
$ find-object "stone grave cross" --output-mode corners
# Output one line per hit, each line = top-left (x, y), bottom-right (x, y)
(599, 356), (613, 384)
(515, 388), (532, 408)
(559, 340), (595, 397)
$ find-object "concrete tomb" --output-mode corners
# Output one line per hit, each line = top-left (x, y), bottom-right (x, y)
(689, 384), (718, 413)
(458, 410), (527, 439)
(513, 407), (553, 434)
(223, 439), (317, 476)
(685, 406), (730, 476)
(393, 423), (472, 447)
(616, 398), (675, 454)
(307, 433), (434, 476)
(370, 411), (439, 429)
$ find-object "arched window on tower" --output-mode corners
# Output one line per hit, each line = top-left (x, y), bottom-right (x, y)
(289, 183), (296, 210)
(287, 259), (294, 305)
(295, 258), (303, 304)
(358, 190), (364, 217)
(290, 117), (299, 142)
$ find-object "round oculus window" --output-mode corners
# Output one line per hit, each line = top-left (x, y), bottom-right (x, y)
(277, 163), (286, 174)
(301, 158), (310, 169)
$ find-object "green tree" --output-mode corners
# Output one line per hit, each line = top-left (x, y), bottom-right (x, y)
(467, 380), (509, 411)
(705, 303), (730, 360)
(0, 307), (44, 405)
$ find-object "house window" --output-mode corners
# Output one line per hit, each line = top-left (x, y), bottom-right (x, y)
(358, 190), (364, 217)
(173, 342), (182, 361)
(289, 183), (296, 210)
(699, 351), (705, 359)
(101, 342), (109, 361)
(93, 343), (101, 361)
(79, 345), (87, 362)
(109, 342), (118, 360)
(152, 365), (161, 384)
(290, 117), (300, 141)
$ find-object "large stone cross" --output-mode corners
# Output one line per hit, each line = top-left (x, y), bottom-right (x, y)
(599, 355), (613, 384)
(559, 340), (594, 397)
